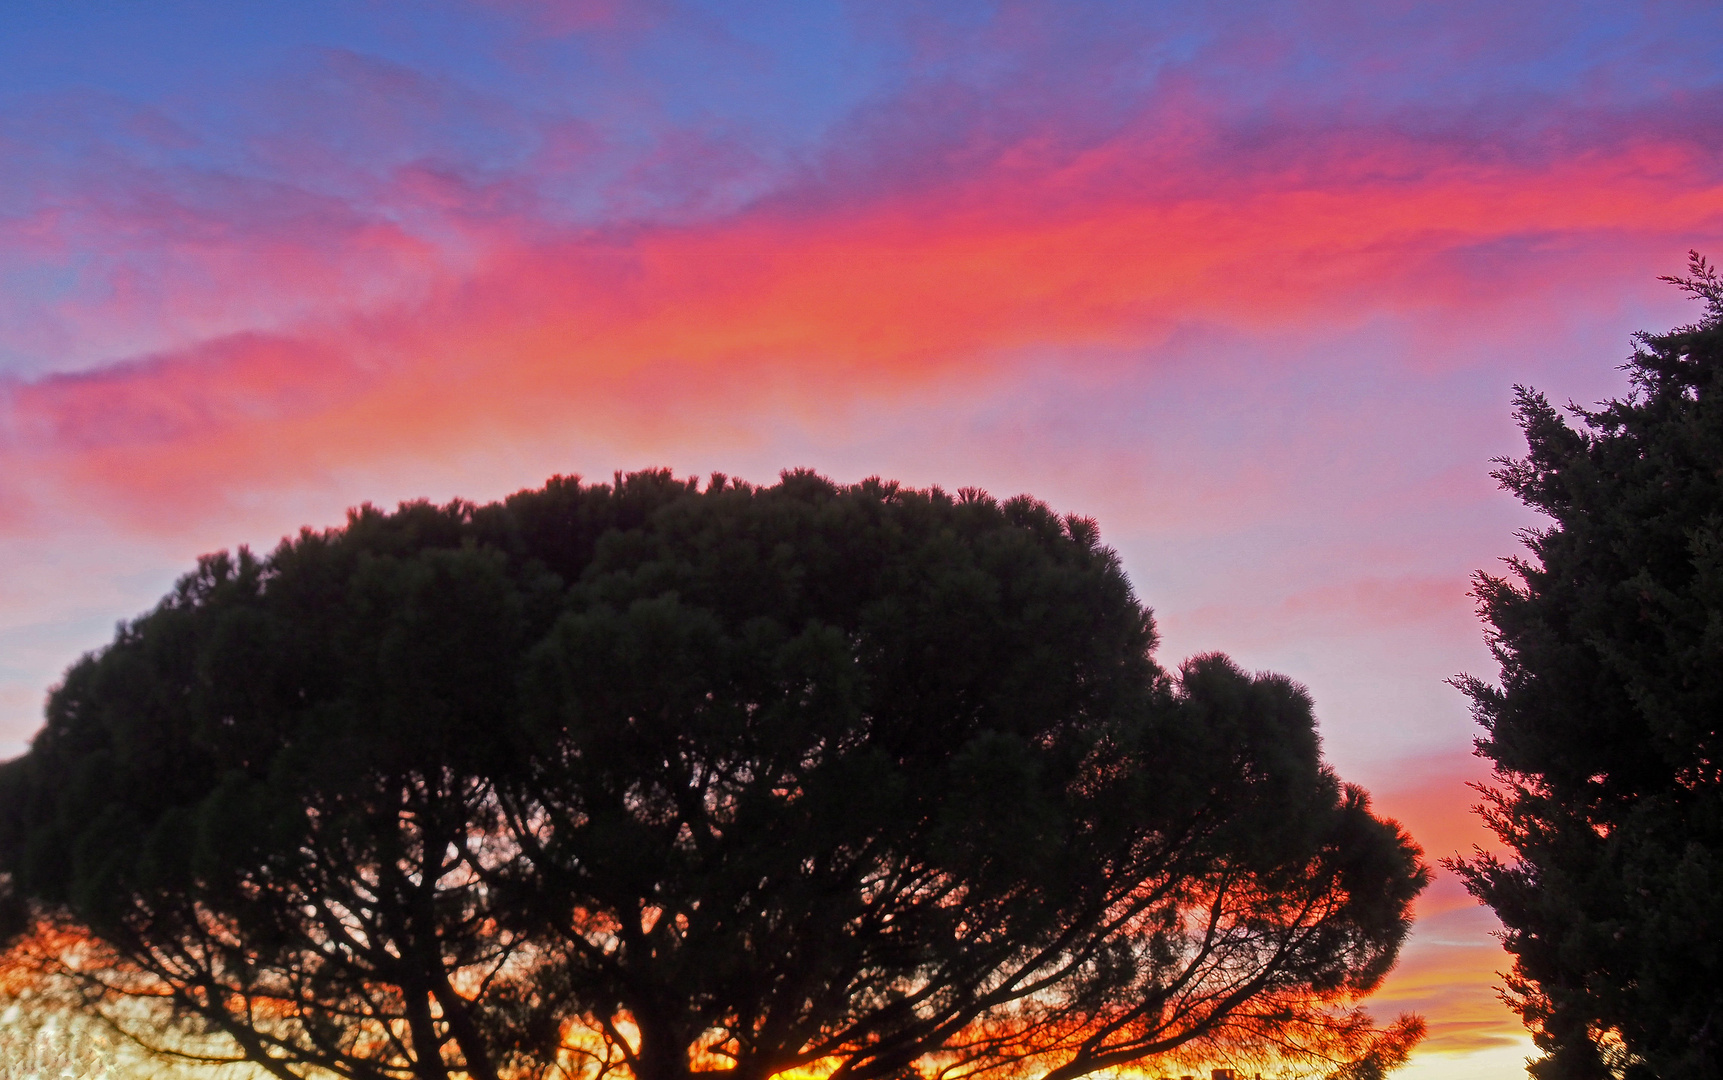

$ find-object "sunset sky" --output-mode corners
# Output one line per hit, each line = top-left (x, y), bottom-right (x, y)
(3, 2), (1722, 1076)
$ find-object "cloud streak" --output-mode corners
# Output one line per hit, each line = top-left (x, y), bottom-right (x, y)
(5, 97), (1719, 528)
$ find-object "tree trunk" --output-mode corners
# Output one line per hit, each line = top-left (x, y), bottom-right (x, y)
(632, 1016), (695, 1080)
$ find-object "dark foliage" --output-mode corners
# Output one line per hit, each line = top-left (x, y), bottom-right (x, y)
(1, 471), (1425, 1080)
(1453, 253), (1723, 1080)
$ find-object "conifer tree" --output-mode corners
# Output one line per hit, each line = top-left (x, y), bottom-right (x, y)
(1455, 253), (1723, 1080)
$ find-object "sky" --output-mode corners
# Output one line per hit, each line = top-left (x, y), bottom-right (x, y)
(1, 1), (1721, 1076)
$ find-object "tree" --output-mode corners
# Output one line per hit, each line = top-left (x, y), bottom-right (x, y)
(1453, 253), (1723, 1080)
(1, 470), (1427, 1080)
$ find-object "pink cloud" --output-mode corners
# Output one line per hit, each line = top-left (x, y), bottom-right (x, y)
(1, 106), (1718, 533)
(1168, 576), (1481, 651)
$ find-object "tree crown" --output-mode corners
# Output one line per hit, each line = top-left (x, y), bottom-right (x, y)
(2, 470), (1426, 1080)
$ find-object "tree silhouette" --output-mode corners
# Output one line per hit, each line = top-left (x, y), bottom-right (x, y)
(2, 471), (1425, 1080)
(1453, 253), (1723, 1080)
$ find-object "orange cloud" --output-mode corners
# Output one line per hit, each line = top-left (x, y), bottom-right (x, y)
(1360, 753), (1522, 1055)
